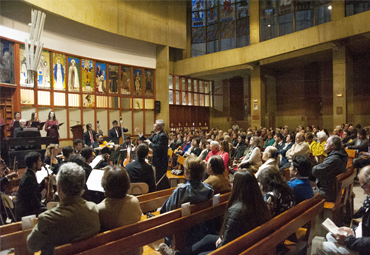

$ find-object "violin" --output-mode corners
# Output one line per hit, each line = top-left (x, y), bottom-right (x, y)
(0, 157), (19, 195)
(123, 142), (136, 167)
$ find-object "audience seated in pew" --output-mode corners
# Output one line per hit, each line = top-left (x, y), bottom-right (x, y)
(312, 135), (348, 202)
(238, 136), (262, 173)
(279, 132), (310, 171)
(277, 133), (295, 169)
(257, 167), (295, 217)
(159, 170), (271, 255)
(204, 156), (231, 194)
(345, 128), (369, 153)
(97, 165), (142, 255)
(27, 163), (100, 255)
(204, 141), (220, 162)
(256, 146), (280, 178)
(218, 141), (229, 170)
(230, 134), (247, 160)
(316, 166), (370, 255)
(198, 139), (210, 160)
(312, 131), (328, 164)
(287, 155), (314, 204)
(160, 155), (214, 246)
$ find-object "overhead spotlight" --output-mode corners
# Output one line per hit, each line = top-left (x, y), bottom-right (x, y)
(268, 24), (271, 27)
(328, 5), (332, 10)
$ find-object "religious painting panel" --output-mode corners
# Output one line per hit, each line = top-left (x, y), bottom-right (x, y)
(19, 44), (34, 87)
(68, 57), (80, 92)
(221, 0), (235, 21)
(37, 50), (51, 89)
(109, 64), (119, 94)
(120, 65), (131, 95)
(144, 69), (154, 98)
(82, 59), (94, 93)
(83, 94), (95, 107)
(133, 98), (143, 110)
(237, 0), (249, 19)
(0, 39), (15, 84)
(207, 0), (218, 24)
(53, 53), (66, 90)
(96, 62), (107, 94)
(133, 68), (143, 97)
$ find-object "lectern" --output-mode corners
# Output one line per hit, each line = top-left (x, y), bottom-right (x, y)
(70, 124), (84, 141)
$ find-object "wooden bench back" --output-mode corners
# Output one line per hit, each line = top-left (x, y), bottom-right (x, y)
(209, 194), (324, 255)
(345, 149), (357, 169)
(75, 200), (230, 255)
(177, 155), (186, 170)
(54, 192), (230, 255)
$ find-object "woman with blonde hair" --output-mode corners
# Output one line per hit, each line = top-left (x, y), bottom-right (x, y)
(238, 136), (262, 172)
(44, 144), (61, 174)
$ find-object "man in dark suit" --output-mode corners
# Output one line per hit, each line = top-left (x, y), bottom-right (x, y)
(126, 143), (156, 192)
(83, 124), (97, 147)
(119, 135), (135, 165)
(15, 151), (46, 220)
(136, 119), (169, 190)
(108, 120), (128, 144)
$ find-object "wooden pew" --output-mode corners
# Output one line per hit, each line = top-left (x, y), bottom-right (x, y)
(345, 149), (357, 170)
(168, 148), (173, 168)
(0, 187), (178, 255)
(316, 168), (357, 236)
(54, 193), (230, 255)
(209, 194), (324, 255)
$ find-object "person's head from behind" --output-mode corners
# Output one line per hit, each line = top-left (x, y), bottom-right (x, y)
(62, 146), (74, 161)
(56, 163), (85, 199)
(136, 143), (149, 159)
(305, 132), (314, 144)
(101, 165), (130, 199)
(222, 171), (270, 232)
(25, 151), (42, 171)
(184, 155), (205, 182)
(220, 140), (229, 153)
(207, 156), (224, 176)
(68, 154), (86, 167)
(81, 147), (93, 163)
(257, 167), (291, 196)
(290, 155), (311, 179)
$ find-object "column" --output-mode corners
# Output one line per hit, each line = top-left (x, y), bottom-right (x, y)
(333, 45), (352, 128)
(249, 0), (260, 45)
(331, 0), (345, 22)
(250, 65), (265, 127)
(156, 45), (170, 132)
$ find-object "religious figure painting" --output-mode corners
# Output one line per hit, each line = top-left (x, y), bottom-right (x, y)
(133, 69), (142, 97)
(83, 94), (95, 107)
(144, 69), (154, 98)
(0, 39), (15, 84)
(68, 57), (80, 92)
(120, 65), (131, 95)
(82, 59), (94, 92)
(19, 44), (34, 87)
(53, 53), (66, 90)
(96, 62), (106, 94)
(37, 50), (50, 89)
(109, 65), (119, 94)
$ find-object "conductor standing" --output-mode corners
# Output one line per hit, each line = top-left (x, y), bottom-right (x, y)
(136, 119), (169, 190)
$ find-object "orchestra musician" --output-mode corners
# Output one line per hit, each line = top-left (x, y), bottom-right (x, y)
(13, 119), (27, 138)
(15, 151), (47, 221)
(45, 111), (59, 139)
(44, 144), (62, 175)
(108, 120), (128, 144)
(83, 123), (98, 147)
(73, 139), (83, 154)
(119, 135), (135, 166)
(93, 134), (114, 155)
(27, 112), (41, 129)
(136, 119), (170, 190)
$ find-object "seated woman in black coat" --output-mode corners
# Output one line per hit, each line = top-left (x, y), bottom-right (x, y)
(43, 144), (62, 175)
(159, 170), (271, 255)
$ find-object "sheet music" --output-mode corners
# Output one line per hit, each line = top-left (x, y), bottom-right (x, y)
(86, 169), (105, 192)
(90, 155), (103, 169)
(36, 165), (50, 184)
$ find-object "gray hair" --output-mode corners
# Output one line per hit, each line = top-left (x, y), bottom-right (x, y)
(210, 141), (220, 150)
(328, 135), (342, 150)
(316, 131), (327, 140)
(360, 166), (370, 184)
(56, 162), (85, 197)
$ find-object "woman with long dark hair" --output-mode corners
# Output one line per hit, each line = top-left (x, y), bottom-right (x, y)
(27, 112), (41, 129)
(257, 167), (295, 217)
(44, 111), (59, 139)
(159, 171), (271, 255)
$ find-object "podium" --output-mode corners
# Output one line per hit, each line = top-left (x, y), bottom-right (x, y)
(70, 124), (84, 141)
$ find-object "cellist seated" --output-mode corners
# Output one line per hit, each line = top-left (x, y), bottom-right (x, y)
(119, 135), (136, 167)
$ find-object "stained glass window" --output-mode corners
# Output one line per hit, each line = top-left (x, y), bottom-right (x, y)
(0, 39), (15, 84)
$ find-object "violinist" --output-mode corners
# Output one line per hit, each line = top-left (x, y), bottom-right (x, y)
(15, 151), (47, 221)
(93, 134), (113, 155)
(44, 144), (62, 175)
(119, 135), (135, 166)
